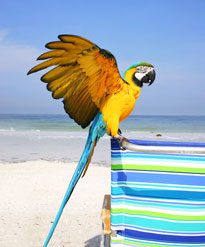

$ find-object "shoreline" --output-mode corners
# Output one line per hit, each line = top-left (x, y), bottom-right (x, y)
(1, 130), (205, 164)
(0, 160), (111, 247)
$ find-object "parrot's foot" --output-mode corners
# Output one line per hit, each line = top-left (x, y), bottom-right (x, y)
(114, 134), (130, 150)
(118, 129), (122, 135)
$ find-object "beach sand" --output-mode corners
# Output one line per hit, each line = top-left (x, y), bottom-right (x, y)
(0, 161), (111, 247)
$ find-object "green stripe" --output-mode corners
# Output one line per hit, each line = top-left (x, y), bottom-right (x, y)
(111, 164), (205, 174)
(111, 238), (169, 247)
(111, 208), (205, 220)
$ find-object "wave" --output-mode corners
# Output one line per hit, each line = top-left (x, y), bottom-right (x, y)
(0, 127), (16, 132)
(1, 128), (205, 142)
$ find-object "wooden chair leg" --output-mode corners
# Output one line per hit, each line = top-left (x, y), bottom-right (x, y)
(101, 195), (111, 247)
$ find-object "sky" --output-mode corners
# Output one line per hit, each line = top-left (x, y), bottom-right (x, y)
(0, 0), (205, 116)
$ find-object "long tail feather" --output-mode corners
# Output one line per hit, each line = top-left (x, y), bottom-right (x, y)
(43, 112), (106, 247)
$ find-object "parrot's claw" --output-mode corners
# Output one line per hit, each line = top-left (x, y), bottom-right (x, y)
(118, 129), (122, 135)
(114, 134), (130, 150)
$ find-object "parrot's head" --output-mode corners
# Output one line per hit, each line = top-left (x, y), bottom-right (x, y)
(123, 62), (155, 88)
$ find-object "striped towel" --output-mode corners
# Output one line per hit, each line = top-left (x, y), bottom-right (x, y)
(111, 139), (205, 247)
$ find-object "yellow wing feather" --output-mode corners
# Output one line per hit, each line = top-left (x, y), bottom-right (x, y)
(28, 34), (126, 128)
(37, 50), (66, 60)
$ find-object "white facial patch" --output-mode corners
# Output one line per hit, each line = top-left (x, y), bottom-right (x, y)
(134, 72), (146, 81)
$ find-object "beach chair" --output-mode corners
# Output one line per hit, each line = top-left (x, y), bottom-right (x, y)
(102, 138), (205, 247)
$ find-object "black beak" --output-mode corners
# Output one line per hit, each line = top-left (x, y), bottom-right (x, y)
(142, 69), (156, 86)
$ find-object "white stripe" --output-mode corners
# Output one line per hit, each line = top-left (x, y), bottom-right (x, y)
(112, 158), (205, 167)
(111, 205), (205, 216)
(112, 202), (205, 213)
(111, 169), (205, 176)
(111, 244), (125, 247)
(111, 181), (205, 189)
(111, 183), (205, 192)
(111, 153), (205, 160)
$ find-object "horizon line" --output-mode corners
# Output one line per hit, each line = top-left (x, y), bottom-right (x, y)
(0, 113), (205, 117)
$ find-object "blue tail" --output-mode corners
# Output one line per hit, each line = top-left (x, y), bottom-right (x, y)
(43, 112), (106, 247)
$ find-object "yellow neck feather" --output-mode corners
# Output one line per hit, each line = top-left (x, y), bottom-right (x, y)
(123, 67), (141, 98)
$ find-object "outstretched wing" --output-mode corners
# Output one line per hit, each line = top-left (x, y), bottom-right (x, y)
(28, 35), (126, 128)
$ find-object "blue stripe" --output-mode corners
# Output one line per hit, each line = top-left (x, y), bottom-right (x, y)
(111, 153), (205, 162)
(111, 186), (205, 200)
(111, 138), (205, 148)
(111, 224), (205, 235)
(111, 171), (205, 186)
(117, 229), (205, 244)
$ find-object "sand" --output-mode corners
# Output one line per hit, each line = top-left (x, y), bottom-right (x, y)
(0, 161), (111, 247)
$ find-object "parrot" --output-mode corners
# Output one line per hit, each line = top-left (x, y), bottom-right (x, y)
(27, 34), (155, 246)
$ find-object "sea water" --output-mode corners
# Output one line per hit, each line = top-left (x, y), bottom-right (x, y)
(1, 114), (205, 164)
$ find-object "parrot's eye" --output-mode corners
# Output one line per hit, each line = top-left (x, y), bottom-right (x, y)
(136, 66), (148, 73)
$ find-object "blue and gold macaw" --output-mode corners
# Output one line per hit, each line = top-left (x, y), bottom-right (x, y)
(28, 34), (155, 246)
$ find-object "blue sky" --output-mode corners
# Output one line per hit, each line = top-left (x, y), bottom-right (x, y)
(0, 0), (205, 115)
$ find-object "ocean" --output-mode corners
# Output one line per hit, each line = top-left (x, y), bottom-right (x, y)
(1, 114), (205, 164)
